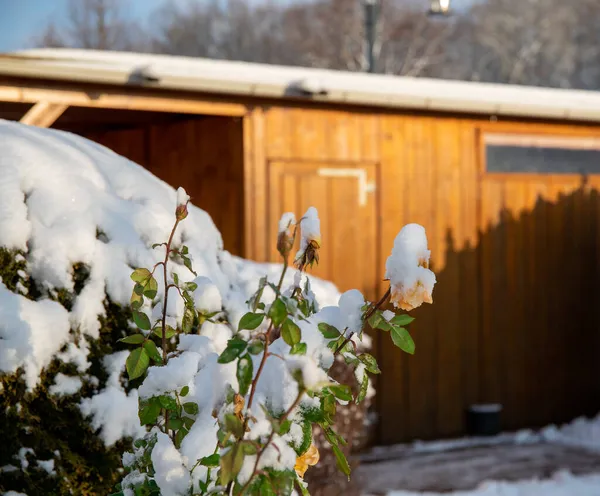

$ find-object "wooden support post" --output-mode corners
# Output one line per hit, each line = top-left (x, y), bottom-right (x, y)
(19, 101), (68, 128)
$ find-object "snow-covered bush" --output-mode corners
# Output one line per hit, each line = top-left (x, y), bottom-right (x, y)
(0, 120), (340, 496)
(114, 192), (436, 495)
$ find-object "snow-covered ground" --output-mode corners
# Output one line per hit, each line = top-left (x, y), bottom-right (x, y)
(382, 471), (600, 496)
(360, 413), (600, 496)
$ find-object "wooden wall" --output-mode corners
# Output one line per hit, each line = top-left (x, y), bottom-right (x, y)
(82, 116), (245, 256)
(253, 106), (600, 445)
(74, 102), (600, 445)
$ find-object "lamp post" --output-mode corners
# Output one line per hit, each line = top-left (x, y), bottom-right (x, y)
(428, 0), (451, 16)
(363, 1), (451, 73)
(363, 0), (380, 73)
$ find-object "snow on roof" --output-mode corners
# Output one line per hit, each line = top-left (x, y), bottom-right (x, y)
(3, 48), (600, 123)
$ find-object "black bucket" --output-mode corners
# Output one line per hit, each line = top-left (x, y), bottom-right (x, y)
(466, 404), (502, 436)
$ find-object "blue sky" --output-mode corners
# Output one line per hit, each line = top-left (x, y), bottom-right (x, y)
(0, 0), (171, 51)
(0, 0), (476, 53)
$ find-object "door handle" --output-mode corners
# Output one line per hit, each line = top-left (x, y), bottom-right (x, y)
(317, 168), (376, 207)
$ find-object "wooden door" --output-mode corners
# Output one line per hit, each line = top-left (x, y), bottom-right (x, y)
(267, 161), (379, 300)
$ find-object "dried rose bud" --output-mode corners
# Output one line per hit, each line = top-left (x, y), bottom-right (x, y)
(175, 203), (188, 220)
(175, 187), (190, 220)
(277, 212), (297, 258)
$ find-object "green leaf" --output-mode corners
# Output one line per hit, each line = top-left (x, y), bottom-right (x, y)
(180, 386), (189, 397)
(182, 281), (198, 292)
(158, 395), (178, 411)
(182, 255), (197, 276)
(259, 476), (276, 496)
(131, 268), (151, 283)
(152, 243), (166, 249)
(174, 427), (187, 448)
(200, 454), (220, 467)
(130, 290), (143, 310)
(318, 322), (341, 339)
(332, 445), (351, 479)
(278, 419), (292, 436)
(218, 338), (248, 364)
(219, 445), (245, 485)
(224, 413), (244, 439)
(119, 334), (145, 345)
(295, 475), (310, 496)
(358, 353), (381, 374)
(143, 276), (158, 300)
(143, 340), (163, 364)
(368, 312), (391, 332)
(126, 347), (150, 380)
(293, 420), (312, 456)
(167, 418), (183, 430)
(181, 245), (189, 255)
(356, 371), (369, 404)
(269, 469), (295, 495)
(241, 440), (257, 455)
(132, 310), (151, 331)
(182, 307), (195, 333)
(290, 342), (307, 355)
(323, 393), (337, 421)
(281, 318), (301, 346)
(153, 325), (177, 340)
(391, 314), (415, 326)
(183, 402), (199, 415)
(238, 312), (265, 331)
(133, 283), (144, 296)
(248, 340), (265, 355)
(268, 299), (287, 326)
(172, 272), (179, 285)
(248, 276), (267, 312)
(328, 385), (353, 402)
(236, 354), (253, 396)
(391, 326), (415, 354)
(182, 416), (195, 429)
(139, 398), (161, 425)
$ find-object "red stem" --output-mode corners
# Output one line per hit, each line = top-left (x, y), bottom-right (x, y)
(160, 218), (181, 437)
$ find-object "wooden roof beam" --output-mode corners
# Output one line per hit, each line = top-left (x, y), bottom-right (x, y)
(20, 101), (68, 128)
(0, 85), (247, 117)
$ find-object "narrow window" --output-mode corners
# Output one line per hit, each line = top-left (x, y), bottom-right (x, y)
(484, 133), (600, 175)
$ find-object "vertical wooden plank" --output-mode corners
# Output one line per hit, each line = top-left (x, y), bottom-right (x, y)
(479, 177), (505, 406)
(405, 116), (438, 440)
(432, 119), (463, 437)
(378, 115), (408, 444)
(243, 112), (255, 260)
(360, 113), (380, 162)
(252, 108), (268, 261)
(265, 108), (292, 160)
(458, 121), (480, 413)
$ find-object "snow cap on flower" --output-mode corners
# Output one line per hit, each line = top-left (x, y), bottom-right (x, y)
(277, 212), (296, 258)
(175, 186), (189, 220)
(385, 223), (436, 311)
(294, 207), (321, 270)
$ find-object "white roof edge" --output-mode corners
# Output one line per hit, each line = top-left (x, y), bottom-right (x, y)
(2, 48), (600, 123)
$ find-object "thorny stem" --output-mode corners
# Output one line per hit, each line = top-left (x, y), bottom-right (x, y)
(364, 287), (391, 321)
(160, 217), (182, 438)
(334, 287), (392, 356)
(245, 229), (296, 414)
(238, 388), (305, 495)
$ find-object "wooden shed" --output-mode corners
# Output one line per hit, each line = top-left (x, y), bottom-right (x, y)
(2, 48), (600, 445)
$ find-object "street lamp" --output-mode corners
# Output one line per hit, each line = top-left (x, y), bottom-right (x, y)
(363, 0), (380, 73)
(428, 0), (451, 16)
(363, 1), (451, 73)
